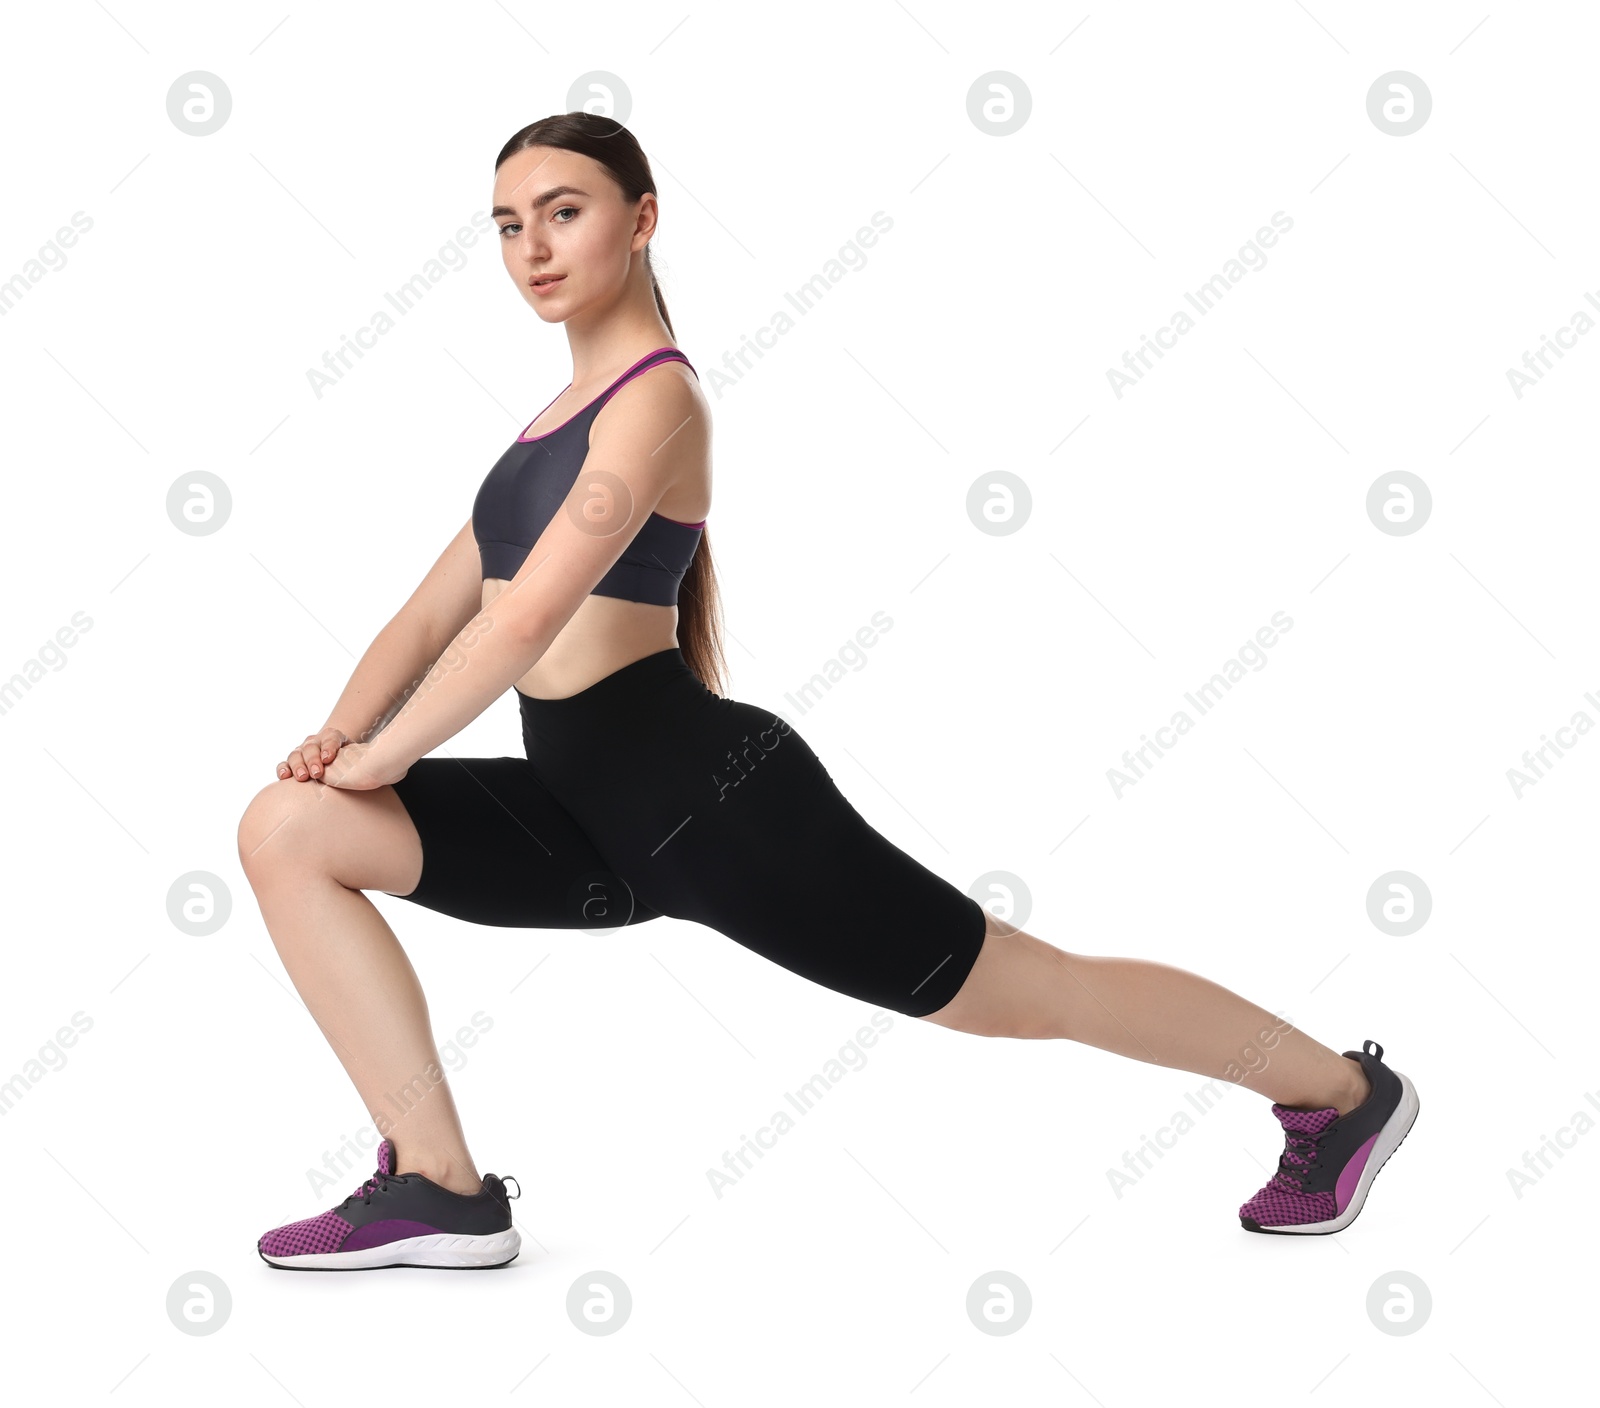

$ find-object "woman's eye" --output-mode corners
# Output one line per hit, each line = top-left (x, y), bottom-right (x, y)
(498, 207), (576, 237)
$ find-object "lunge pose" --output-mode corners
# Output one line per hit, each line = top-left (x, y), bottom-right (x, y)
(237, 113), (1418, 1271)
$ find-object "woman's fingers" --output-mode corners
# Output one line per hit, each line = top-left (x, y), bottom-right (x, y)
(282, 739), (319, 781)
(315, 729), (348, 775)
(277, 729), (351, 781)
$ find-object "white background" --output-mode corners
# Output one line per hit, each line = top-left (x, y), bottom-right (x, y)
(1, 1), (1592, 1403)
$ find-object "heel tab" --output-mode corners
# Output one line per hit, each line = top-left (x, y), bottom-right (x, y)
(1362, 1039), (1384, 1061)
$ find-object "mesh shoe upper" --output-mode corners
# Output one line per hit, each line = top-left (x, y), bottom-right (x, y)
(1238, 1104), (1341, 1226)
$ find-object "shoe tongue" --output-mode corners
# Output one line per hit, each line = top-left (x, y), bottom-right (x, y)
(1272, 1104), (1339, 1134)
(376, 1138), (396, 1177)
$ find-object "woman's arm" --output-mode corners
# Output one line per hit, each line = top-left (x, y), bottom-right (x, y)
(320, 517), (484, 745)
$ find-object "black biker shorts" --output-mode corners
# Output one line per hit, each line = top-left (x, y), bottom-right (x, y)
(384, 648), (986, 1017)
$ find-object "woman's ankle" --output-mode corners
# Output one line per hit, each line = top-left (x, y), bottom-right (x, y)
(392, 1144), (482, 1197)
(1319, 1056), (1371, 1116)
(1335, 1056), (1374, 1116)
(1279, 1055), (1371, 1116)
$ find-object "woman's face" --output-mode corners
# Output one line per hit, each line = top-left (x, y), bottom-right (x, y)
(492, 145), (648, 323)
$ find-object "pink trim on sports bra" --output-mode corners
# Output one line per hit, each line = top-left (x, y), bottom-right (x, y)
(517, 345), (685, 443)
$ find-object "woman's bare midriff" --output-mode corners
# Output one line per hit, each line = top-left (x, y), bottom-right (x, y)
(483, 581), (680, 699)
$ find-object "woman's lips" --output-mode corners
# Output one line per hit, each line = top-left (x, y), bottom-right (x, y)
(529, 275), (566, 296)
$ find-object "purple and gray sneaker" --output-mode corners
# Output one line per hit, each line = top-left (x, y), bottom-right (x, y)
(1239, 1039), (1419, 1235)
(258, 1137), (521, 1270)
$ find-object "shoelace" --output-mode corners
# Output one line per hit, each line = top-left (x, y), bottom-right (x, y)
(341, 1169), (397, 1208)
(1274, 1129), (1324, 1189)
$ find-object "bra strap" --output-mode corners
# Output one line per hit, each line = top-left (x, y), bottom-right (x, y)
(595, 347), (696, 412)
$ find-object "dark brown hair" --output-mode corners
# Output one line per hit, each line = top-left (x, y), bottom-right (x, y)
(495, 112), (728, 697)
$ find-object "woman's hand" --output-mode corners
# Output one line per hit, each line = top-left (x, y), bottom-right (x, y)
(277, 728), (352, 782)
(321, 740), (410, 791)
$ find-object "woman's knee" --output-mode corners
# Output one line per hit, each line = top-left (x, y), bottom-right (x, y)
(237, 778), (335, 878)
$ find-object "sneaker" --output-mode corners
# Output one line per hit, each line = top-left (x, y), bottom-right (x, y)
(1239, 1039), (1419, 1235)
(258, 1137), (522, 1270)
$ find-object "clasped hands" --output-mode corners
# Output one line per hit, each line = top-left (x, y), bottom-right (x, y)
(276, 729), (411, 791)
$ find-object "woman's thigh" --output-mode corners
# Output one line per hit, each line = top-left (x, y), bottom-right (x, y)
(384, 755), (661, 930)
(689, 718), (987, 1017)
(539, 699), (986, 1016)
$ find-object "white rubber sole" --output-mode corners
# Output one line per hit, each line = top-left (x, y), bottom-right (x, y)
(1262, 1068), (1419, 1235)
(262, 1228), (520, 1271)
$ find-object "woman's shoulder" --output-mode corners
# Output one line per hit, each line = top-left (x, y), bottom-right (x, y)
(594, 351), (710, 437)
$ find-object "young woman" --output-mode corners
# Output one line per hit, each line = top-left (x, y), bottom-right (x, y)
(238, 113), (1419, 1271)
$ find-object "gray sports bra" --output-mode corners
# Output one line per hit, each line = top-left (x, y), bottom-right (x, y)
(471, 346), (704, 606)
